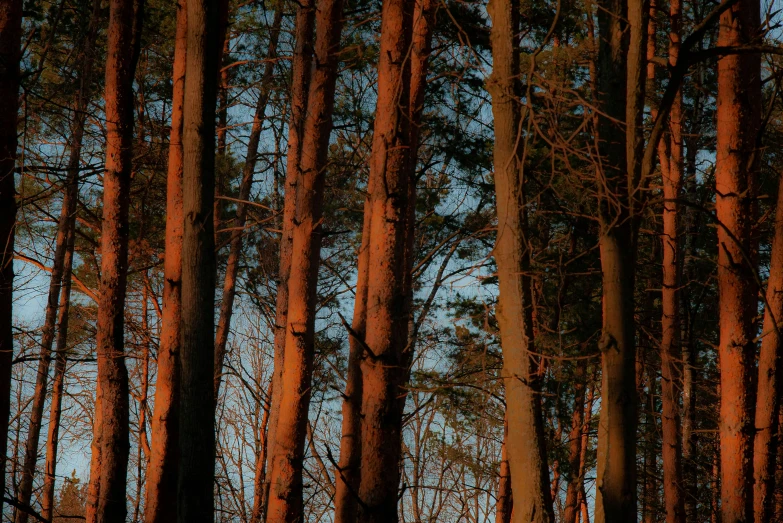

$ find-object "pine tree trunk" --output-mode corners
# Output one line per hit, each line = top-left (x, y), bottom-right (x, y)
(250, 381), (273, 523)
(265, 7), (314, 511)
(715, 2), (761, 521)
(486, 0), (554, 520)
(177, 0), (221, 517)
(495, 415), (513, 523)
(563, 361), (588, 523)
(593, 0), (644, 519)
(213, 9), (282, 398)
(144, 0), (185, 520)
(264, 1), (343, 520)
(89, 0), (144, 518)
(354, 1), (416, 521)
(753, 72), (783, 523)
(659, 0), (685, 520)
(0, 0), (22, 517)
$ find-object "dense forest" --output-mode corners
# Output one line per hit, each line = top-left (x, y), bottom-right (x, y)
(1, 0), (783, 521)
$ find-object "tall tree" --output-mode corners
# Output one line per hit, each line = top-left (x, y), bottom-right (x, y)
(715, 1), (761, 521)
(40, 0), (102, 519)
(486, 0), (554, 520)
(593, 0), (645, 518)
(264, 1), (343, 520)
(658, 0), (685, 520)
(0, 0), (22, 518)
(145, 0), (186, 520)
(177, 0), (221, 518)
(213, 9), (283, 398)
(87, 0), (144, 518)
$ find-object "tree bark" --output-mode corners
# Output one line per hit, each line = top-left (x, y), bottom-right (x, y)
(264, 1), (343, 520)
(658, 0), (685, 520)
(89, 0), (144, 518)
(354, 1), (416, 521)
(177, 0), (221, 518)
(250, 381), (273, 523)
(265, 7), (314, 513)
(0, 0), (22, 517)
(486, 0), (555, 521)
(144, 1), (185, 520)
(563, 362), (588, 523)
(715, 2), (760, 522)
(753, 77), (783, 523)
(213, 9), (282, 398)
(593, 0), (644, 519)
(495, 415), (513, 523)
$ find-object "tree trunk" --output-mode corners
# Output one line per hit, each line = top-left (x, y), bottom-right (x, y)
(753, 80), (783, 523)
(563, 361), (588, 523)
(89, 0), (144, 518)
(144, 1), (185, 520)
(659, 0), (685, 520)
(0, 0), (22, 517)
(495, 415), (513, 523)
(40, 0), (100, 518)
(264, 1), (343, 520)
(593, 0), (644, 519)
(265, 7), (314, 513)
(486, 0), (554, 521)
(213, 9), (282, 398)
(715, 2), (760, 521)
(354, 1), (416, 521)
(250, 381), (273, 523)
(177, 0), (221, 518)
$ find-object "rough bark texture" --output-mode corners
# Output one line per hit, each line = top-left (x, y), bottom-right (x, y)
(265, 7), (314, 510)
(177, 0), (221, 519)
(593, 0), (641, 519)
(89, 0), (144, 518)
(144, 1), (185, 521)
(264, 2), (343, 521)
(495, 416), (513, 523)
(563, 362), (587, 523)
(715, 2), (760, 522)
(753, 68), (783, 523)
(214, 10), (282, 398)
(659, 0), (685, 520)
(250, 381), (273, 523)
(0, 0), (21, 517)
(486, 0), (554, 521)
(354, 1), (415, 521)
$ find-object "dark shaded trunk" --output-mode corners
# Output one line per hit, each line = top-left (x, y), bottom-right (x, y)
(0, 0), (22, 517)
(88, 0), (144, 518)
(176, 0), (222, 518)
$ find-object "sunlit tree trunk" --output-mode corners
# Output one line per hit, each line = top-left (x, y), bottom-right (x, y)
(593, 0), (644, 519)
(0, 0), (22, 517)
(265, 7), (314, 513)
(176, 0), (221, 518)
(657, 0), (685, 520)
(486, 0), (554, 520)
(144, 1), (185, 521)
(250, 381), (273, 523)
(88, 0), (144, 518)
(213, 9), (282, 398)
(495, 415), (513, 523)
(715, 2), (760, 521)
(265, 1), (343, 520)
(354, 1), (416, 521)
